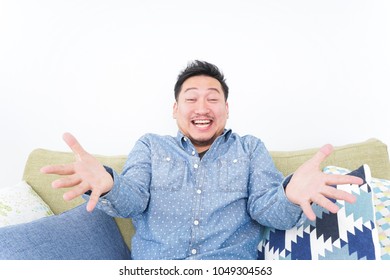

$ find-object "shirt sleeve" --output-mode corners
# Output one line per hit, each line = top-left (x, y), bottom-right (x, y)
(86, 136), (152, 218)
(246, 138), (304, 229)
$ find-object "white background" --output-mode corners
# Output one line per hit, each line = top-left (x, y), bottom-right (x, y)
(0, 0), (389, 187)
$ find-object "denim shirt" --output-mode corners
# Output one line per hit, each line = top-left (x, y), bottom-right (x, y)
(95, 129), (303, 260)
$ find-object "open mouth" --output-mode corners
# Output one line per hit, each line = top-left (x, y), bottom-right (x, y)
(192, 119), (212, 128)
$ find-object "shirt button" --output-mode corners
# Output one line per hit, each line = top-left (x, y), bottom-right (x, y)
(233, 159), (238, 163)
(191, 249), (197, 255)
(192, 150), (196, 156)
(194, 163), (199, 169)
(196, 189), (202, 194)
(166, 157), (171, 161)
(193, 220), (199, 226)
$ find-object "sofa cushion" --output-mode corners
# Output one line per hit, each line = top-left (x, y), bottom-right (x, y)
(0, 180), (54, 228)
(371, 177), (390, 259)
(258, 165), (381, 260)
(0, 204), (131, 260)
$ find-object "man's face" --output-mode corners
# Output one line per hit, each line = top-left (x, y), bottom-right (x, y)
(173, 75), (229, 153)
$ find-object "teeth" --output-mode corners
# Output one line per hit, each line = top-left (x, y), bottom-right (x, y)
(194, 120), (210, 124)
(193, 120), (211, 127)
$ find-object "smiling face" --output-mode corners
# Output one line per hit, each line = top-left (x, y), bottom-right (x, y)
(173, 75), (229, 153)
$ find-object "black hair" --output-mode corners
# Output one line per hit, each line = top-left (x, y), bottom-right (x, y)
(174, 60), (229, 101)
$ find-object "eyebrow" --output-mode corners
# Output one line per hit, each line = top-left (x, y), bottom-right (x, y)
(184, 87), (221, 93)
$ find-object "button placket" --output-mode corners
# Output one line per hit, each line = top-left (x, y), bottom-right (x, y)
(189, 157), (202, 258)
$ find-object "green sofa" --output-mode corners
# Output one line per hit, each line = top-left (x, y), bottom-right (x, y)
(22, 138), (390, 251)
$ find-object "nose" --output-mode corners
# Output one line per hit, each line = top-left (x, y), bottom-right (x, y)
(194, 99), (210, 115)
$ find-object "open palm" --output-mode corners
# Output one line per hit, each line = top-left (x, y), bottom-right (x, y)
(40, 132), (114, 212)
(285, 144), (363, 221)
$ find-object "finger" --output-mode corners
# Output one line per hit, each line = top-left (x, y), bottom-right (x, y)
(300, 201), (316, 221)
(40, 163), (75, 175)
(63, 132), (87, 159)
(86, 191), (100, 212)
(321, 186), (357, 204)
(312, 194), (340, 214)
(51, 174), (82, 189)
(62, 182), (91, 201)
(309, 144), (333, 167)
(325, 174), (364, 186)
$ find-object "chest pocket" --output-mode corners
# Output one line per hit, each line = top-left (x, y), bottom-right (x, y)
(218, 156), (250, 192)
(151, 155), (186, 191)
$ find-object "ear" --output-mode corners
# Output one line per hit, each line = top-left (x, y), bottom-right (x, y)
(226, 101), (229, 118)
(172, 102), (178, 119)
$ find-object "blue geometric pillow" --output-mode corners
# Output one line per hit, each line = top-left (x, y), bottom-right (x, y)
(322, 165), (390, 260)
(258, 165), (381, 260)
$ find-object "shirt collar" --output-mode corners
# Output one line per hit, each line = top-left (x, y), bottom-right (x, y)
(176, 129), (232, 150)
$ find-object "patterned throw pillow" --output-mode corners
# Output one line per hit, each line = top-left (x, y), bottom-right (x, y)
(322, 166), (390, 260)
(0, 181), (54, 228)
(258, 165), (381, 260)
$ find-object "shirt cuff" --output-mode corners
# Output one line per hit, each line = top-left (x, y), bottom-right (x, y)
(282, 173), (293, 189)
(281, 173), (306, 226)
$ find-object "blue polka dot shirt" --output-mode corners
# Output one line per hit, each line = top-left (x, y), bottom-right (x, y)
(95, 129), (303, 259)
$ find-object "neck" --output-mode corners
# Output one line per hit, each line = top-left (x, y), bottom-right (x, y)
(195, 146), (210, 153)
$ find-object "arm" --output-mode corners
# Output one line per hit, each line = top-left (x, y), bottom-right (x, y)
(41, 132), (152, 217)
(248, 140), (363, 228)
(96, 137), (152, 218)
(247, 140), (303, 229)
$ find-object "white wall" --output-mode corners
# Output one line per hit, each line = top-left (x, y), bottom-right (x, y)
(1, 0), (389, 187)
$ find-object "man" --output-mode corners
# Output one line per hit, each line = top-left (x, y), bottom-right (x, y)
(41, 60), (362, 259)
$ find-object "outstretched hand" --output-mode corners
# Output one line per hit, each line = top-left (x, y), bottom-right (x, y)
(285, 144), (363, 221)
(40, 132), (114, 212)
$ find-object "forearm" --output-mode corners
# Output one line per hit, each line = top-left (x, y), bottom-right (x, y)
(248, 182), (304, 229)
